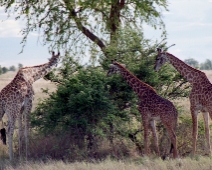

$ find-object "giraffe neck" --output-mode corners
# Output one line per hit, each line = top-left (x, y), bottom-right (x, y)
(20, 62), (55, 84)
(114, 62), (156, 98)
(166, 52), (208, 84)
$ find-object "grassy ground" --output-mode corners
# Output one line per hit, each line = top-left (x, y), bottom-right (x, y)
(1, 156), (212, 170)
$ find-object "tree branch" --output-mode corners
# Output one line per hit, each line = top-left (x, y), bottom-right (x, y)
(109, 0), (125, 41)
(63, 1), (107, 56)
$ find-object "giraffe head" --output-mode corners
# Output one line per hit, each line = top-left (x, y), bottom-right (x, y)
(154, 48), (169, 72)
(48, 51), (60, 67)
(107, 61), (126, 76)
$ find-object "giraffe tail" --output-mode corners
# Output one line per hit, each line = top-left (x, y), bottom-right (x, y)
(169, 143), (174, 154)
(0, 128), (6, 145)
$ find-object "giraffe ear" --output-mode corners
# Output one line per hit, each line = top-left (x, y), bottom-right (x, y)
(157, 48), (162, 53)
(52, 51), (55, 56)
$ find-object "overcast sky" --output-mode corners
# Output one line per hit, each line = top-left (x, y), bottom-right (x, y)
(144, 0), (212, 63)
(0, 0), (212, 67)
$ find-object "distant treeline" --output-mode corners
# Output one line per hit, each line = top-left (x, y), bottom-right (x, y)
(184, 58), (212, 70)
(0, 63), (23, 75)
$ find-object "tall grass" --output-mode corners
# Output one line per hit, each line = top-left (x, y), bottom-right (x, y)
(2, 156), (212, 170)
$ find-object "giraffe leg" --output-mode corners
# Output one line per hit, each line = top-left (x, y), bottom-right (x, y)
(24, 112), (29, 160)
(24, 99), (32, 160)
(7, 117), (15, 161)
(168, 128), (178, 158)
(202, 111), (211, 155)
(149, 120), (160, 156)
(142, 116), (150, 156)
(163, 123), (178, 159)
(18, 112), (24, 159)
(191, 107), (198, 157)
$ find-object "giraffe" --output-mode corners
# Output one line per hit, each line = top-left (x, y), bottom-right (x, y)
(107, 61), (178, 158)
(154, 48), (212, 156)
(0, 51), (60, 160)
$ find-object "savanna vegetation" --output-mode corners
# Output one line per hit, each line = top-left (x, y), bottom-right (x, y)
(0, 0), (212, 169)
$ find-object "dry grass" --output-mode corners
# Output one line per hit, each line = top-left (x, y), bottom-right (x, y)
(1, 156), (212, 170)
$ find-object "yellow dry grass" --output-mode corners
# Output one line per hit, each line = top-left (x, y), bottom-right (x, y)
(2, 157), (212, 170)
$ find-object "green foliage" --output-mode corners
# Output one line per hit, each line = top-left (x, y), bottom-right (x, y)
(101, 28), (190, 100)
(0, 0), (204, 160)
(31, 56), (131, 153)
(30, 29), (191, 160)
(1, 0), (168, 56)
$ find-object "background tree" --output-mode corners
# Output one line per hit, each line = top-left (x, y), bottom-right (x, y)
(9, 65), (16, 71)
(0, 66), (2, 75)
(184, 58), (199, 68)
(1, 67), (8, 74)
(18, 63), (23, 69)
(200, 59), (212, 70)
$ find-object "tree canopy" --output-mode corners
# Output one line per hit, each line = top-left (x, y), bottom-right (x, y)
(1, 0), (168, 59)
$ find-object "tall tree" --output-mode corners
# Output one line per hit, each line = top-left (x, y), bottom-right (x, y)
(1, 0), (168, 60)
